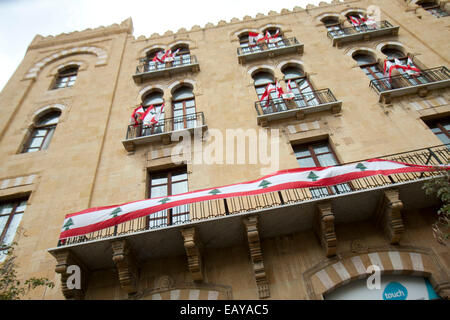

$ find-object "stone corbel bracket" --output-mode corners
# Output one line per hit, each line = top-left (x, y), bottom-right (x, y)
(243, 215), (270, 299)
(111, 239), (140, 295)
(375, 189), (404, 244)
(181, 227), (204, 282)
(54, 250), (89, 300)
(314, 202), (337, 257)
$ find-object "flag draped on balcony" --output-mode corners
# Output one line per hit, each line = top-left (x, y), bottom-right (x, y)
(58, 159), (449, 240)
(384, 58), (421, 80)
(130, 105), (145, 126)
(260, 83), (277, 104)
(142, 103), (164, 126)
(152, 49), (180, 63)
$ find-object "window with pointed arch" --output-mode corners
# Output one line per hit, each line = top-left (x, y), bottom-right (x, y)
(145, 48), (165, 71)
(282, 65), (320, 108)
(22, 110), (61, 153)
(141, 90), (165, 136)
(52, 66), (78, 89)
(321, 16), (344, 37)
(171, 44), (191, 67)
(252, 70), (287, 114)
(417, 0), (449, 18)
(172, 85), (197, 131)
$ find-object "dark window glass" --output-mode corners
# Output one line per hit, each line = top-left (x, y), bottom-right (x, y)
(53, 66), (78, 89)
(148, 168), (189, 228)
(22, 111), (61, 153)
(425, 118), (450, 146)
(0, 198), (28, 261)
(172, 86), (196, 131)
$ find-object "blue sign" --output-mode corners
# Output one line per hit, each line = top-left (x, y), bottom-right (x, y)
(383, 282), (408, 300)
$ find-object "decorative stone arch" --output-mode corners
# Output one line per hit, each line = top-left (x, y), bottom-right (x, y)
(340, 7), (367, 17)
(315, 12), (341, 24)
(132, 277), (232, 300)
(46, 60), (88, 79)
(137, 84), (166, 105)
(247, 65), (276, 77)
(258, 23), (285, 33)
(27, 103), (67, 127)
(276, 60), (306, 73)
(140, 45), (166, 59)
(376, 41), (410, 57)
(346, 46), (378, 59)
(24, 46), (108, 80)
(168, 39), (195, 51)
(168, 79), (197, 94)
(231, 28), (259, 42)
(304, 246), (450, 300)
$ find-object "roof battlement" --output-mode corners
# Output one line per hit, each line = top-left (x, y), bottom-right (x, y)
(27, 0), (361, 48)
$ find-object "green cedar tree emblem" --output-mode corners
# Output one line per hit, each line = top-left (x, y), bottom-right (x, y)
(208, 189), (221, 195)
(110, 207), (122, 217)
(308, 171), (319, 182)
(159, 197), (171, 204)
(356, 163), (367, 171)
(63, 218), (74, 231)
(259, 180), (272, 188)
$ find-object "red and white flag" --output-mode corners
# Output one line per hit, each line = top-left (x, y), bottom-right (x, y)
(260, 83), (277, 104)
(130, 105), (145, 126)
(282, 80), (296, 100)
(275, 81), (284, 98)
(406, 57), (421, 76)
(142, 104), (164, 126)
(152, 51), (165, 63)
(248, 32), (264, 46)
(348, 15), (362, 27)
(58, 159), (449, 240)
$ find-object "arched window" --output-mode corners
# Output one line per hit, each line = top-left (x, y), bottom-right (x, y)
(321, 16), (344, 37)
(22, 110), (61, 153)
(172, 85), (196, 131)
(145, 48), (165, 71)
(352, 52), (392, 91)
(282, 65), (320, 107)
(52, 66), (78, 89)
(252, 71), (287, 114)
(171, 44), (191, 67)
(381, 46), (428, 85)
(141, 91), (165, 135)
(418, 1), (449, 18)
(238, 32), (261, 54)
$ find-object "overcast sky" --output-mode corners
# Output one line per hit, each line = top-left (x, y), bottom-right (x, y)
(0, 0), (330, 92)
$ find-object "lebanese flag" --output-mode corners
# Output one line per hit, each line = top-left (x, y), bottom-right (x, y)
(276, 81), (284, 98)
(282, 80), (295, 100)
(152, 51), (165, 63)
(58, 159), (449, 240)
(248, 32), (264, 46)
(260, 83), (277, 104)
(348, 16), (362, 27)
(267, 29), (280, 43)
(130, 105), (145, 126)
(164, 48), (180, 62)
(406, 57), (421, 76)
(384, 59), (402, 78)
(142, 104), (164, 126)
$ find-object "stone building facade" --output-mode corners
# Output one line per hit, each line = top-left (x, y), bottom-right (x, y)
(0, 0), (449, 300)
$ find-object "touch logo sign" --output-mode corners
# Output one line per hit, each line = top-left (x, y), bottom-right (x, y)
(383, 282), (408, 300)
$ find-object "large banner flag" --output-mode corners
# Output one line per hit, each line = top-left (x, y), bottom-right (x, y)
(59, 160), (448, 240)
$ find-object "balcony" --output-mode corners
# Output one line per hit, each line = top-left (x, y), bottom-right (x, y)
(48, 145), (448, 274)
(237, 37), (304, 64)
(132, 55), (200, 84)
(121, 112), (207, 152)
(327, 21), (399, 47)
(369, 66), (450, 103)
(254, 89), (342, 126)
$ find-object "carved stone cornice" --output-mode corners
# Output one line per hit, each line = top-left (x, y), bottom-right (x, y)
(243, 215), (270, 299)
(315, 202), (337, 257)
(54, 250), (89, 300)
(375, 189), (404, 244)
(180, 227), (204, 282)
(111, 239), (139, 294)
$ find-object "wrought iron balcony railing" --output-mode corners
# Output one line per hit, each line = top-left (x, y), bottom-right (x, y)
(254, 89), (342, 125)
(56, 144), (449, 248)
(122, 111), (206, 151)
(132, 55), (199, 83)
(369, 66), (450, 103)
(237, 37), (304, 63)
(327, 21), (399, 46)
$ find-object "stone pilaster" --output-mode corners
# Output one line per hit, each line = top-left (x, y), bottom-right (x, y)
(54, 250), (88, 300)
(180, 227), (204, 282)
(111, 239), (139, 294)
(375, 189), (404, 244)
(243, 215), (270, 299)
(315, 202), (337, 257)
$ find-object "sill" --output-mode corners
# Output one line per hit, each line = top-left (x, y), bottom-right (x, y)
(238, 43), (304, 64)
(257, 100), (342, 126)
(377, 79), (450, 103)
(331, 26), (399, 47)
(122, 124), (208, 152)
(133, 63), (200, 84)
